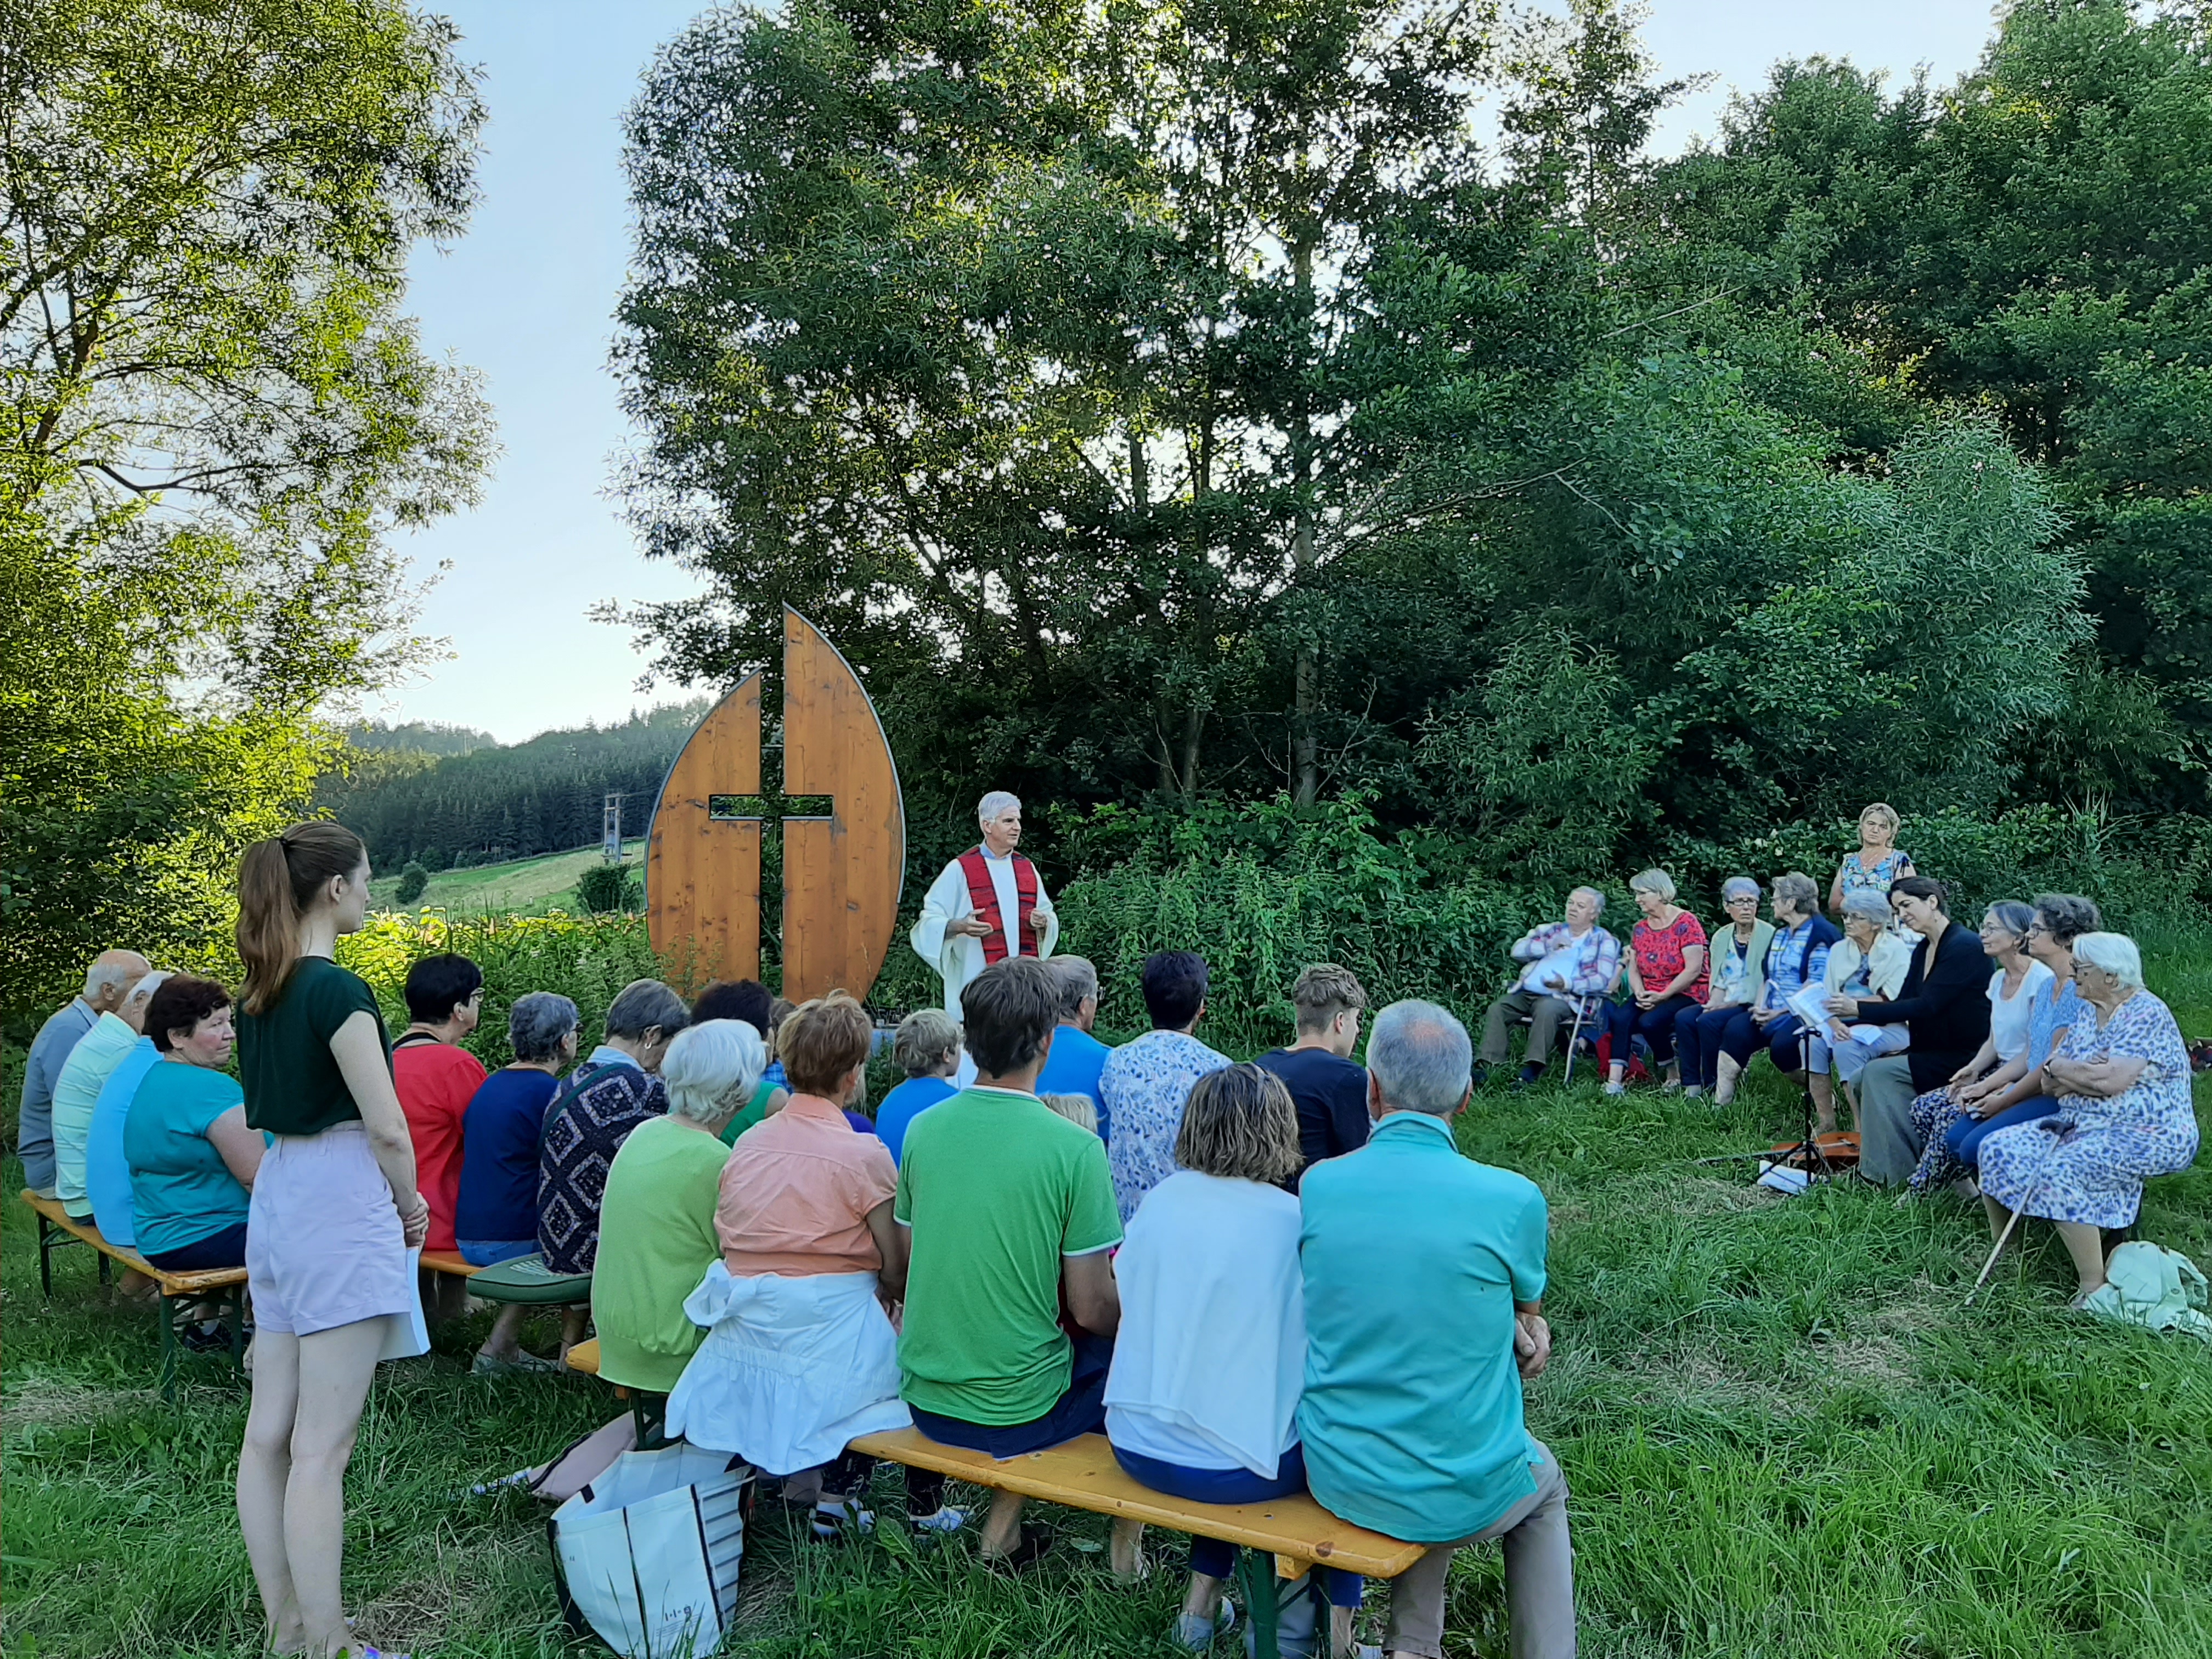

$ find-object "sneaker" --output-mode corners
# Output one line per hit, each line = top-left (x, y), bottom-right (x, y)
(1516, 1063), (1546, 1089)
(811, 1497), (877, 1542)
(1602, 1081), (1626, 1097)
(1681, 1085), (1704, 1101)
(1171, 1599), (1237, 1651)
(909, 1504), (969, 1536)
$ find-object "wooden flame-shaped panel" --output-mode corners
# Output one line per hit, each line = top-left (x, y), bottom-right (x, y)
(781, 608), (905, 1002)
(646, 672), (763, 985)
(644, 607), (906, 1003)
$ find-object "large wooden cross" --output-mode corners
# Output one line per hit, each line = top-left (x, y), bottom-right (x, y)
(645, 608), (906, 1002)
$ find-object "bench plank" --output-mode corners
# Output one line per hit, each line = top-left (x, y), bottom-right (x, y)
(848, 1429), (1422, 1578)
(20, 1189), (246, 1297)
(419, 1249), (482, 1278)
(565, 1338), (1418, 1578)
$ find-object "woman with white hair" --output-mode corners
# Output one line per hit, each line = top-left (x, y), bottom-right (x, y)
(1807, 889), (1914, 1107)
(1675, 877), (1773, 1101)
(910, 789), (1059, 1017)
(590, 1018), (766, 1393)
(1976, 932), (2198, 1302)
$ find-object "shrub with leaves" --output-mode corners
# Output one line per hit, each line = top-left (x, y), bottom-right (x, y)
(393, 861), (430, 905)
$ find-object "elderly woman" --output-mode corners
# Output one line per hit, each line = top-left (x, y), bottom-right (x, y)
(1712, 874), (1839, 1121)
(1899, 902), (2052, 1192)
(1828, 878), (1993, 1183)
(1105, 1064), (1364, 1656)
(1477, 887), (1622, 1090)
(124, 977), (264, 1272)
(1827, 801), (1917, 917)
(538, 978), (690, 1275)
(665, 994), (965, 1540)
(591, 1019), (766, 1393)
(1675, 877), (1773, 1102)
(1807, 888), (1915, 1106)
(1601, 871), (1707, 1097)
(1906, 894), (2100, 1194)
(1978, 933), (2199, 1303)
(455, 991), (580, 1373)
(876, 1007), (964, 1164)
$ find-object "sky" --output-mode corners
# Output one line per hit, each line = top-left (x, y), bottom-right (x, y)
(379, 0), (2002, 744)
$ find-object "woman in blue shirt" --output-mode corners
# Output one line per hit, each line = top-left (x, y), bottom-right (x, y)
(124, 976), (263, 1271)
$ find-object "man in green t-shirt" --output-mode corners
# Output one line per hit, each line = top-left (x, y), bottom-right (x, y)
(896, 956), (1130, 1569)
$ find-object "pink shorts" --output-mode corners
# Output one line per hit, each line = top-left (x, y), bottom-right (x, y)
(246, 1123), (414, 1337)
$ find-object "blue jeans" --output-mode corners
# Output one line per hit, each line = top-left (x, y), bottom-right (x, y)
(1717, 1009), (1813, 1073)
(144, 1219), (249, 1273)
(1604, 994), (1697, 1066)
(911, 1333), (1112, 1458)
(1944, 1096), (2057, 1169)
(1111, 1442), (1363, 1606)
(1677, 1003), (1743, 1091)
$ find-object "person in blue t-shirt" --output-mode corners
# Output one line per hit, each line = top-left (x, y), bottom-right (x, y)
(125, 976), (264, 1273)
(876, 1008), (962, 1165)
(1032, 956), (1112, 1143)
(1299, 1000), (1575, 1659)
(454, 991), (578, 1373)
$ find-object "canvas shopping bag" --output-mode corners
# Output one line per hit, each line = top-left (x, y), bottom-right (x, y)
(549, 1442), (753, 1659)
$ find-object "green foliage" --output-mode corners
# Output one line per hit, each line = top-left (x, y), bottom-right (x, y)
(573, 863), (637, 915)
(346, 720), (496, 757)
(392, 861), (430, 905)
(335, 910), (665, 1069)
(315, 701), (707, 872)
(1, 0), (491, 1024)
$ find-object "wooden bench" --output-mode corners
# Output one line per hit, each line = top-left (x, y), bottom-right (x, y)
(20, 1189), (248, 1400)
(419, 1249), (482, 1280)
(563, 1339), (1421, 1657)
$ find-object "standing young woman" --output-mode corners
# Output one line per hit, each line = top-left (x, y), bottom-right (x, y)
(1827, 802), (1917, 918)
(233, 823), (426, 1659)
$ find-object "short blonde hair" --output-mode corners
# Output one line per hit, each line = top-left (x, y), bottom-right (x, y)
(1040, 1092), (1098, 1134)
(1629, 868), (1677, 903)
(1859, 802), (1900, 835)
(893, 1007), (962, 1076)
(778, 991), (872, 1095)
(1173, 1064), (1301, 1185)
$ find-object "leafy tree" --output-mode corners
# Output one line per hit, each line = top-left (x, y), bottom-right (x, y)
(1, 0), (490, 1022)
(393, 861), (431, 905)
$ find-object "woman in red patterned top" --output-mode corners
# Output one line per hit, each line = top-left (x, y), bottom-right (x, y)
(1603, 870), (1709, 1096)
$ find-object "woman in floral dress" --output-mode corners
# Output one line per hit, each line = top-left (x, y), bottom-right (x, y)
(1827, 802), (1917, 921)
(1977, 932), (2200, 1304)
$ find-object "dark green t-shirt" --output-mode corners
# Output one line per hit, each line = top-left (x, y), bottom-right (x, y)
(238, 957), (390, 1136)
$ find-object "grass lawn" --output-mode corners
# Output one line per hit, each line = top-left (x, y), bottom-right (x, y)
(367, 841), (645, 919)
(5, 965), (2209, 1656)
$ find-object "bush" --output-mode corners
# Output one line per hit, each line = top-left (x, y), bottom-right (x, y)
(337, 910), (666, 1068)
(393, 861), (430, 905)
(575, 863), (637, 914)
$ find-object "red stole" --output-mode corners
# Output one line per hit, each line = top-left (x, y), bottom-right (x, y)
(956, 847), (1039, 964)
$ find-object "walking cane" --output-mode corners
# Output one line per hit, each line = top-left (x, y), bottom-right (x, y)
(1965, 1122), (2065, 1307)
(1562, 997), (1589, 1085)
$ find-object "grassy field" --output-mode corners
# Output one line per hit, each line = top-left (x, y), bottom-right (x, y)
(5, 965), (2209, 1657)
(366, 841), (645, 918)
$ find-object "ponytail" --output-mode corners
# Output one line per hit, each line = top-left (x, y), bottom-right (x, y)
(236, 822), (367, 1014)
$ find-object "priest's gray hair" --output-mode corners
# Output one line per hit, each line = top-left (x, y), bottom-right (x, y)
(978, 790), (1022, 825)
(1367, 999), (1474, 1117)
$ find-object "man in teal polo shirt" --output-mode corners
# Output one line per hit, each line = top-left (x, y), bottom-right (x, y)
(1299, 999), (1573, 1659)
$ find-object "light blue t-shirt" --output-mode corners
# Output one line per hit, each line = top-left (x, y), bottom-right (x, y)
(876, 1075), (958, 1166)
(86, 1036), (161, 1249)
(125, 1061), (251, 1258)
(1297, 1111), (1549, 1543)
(1034, 1023), (1114, 1144)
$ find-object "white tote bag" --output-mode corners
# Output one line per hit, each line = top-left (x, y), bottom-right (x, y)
(549, 1443), (753, 1659)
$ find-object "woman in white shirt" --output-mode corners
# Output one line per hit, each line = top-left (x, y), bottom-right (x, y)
(1104, 1064), (1365, 1657)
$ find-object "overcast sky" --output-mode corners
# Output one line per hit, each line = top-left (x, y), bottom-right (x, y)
(382, 0), (2001, 744)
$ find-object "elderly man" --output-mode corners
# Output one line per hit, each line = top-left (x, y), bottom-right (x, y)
(911, 791), (1059, 1017)
(1300, 1000), (1573, 1659)
(1034, 956), (1111, 1142)
(18, 950), (148, 1197)
(1476, 888), (1621, 1088)
(53, 967), (169, 1221)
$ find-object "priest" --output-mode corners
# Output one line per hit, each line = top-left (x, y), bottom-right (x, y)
(911, 791), (1059, 1015)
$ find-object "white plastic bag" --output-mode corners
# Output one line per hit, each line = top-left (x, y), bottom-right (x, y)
(549, 1442), (752, 1659)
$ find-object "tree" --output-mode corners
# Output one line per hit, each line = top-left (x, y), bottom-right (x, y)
(393, 861), (431, 905)
(1, 0), (491, 1020)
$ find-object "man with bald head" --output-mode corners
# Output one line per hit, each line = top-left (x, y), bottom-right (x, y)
(18, 950), (148, 1196)
(911, 791), (1059, 1017)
